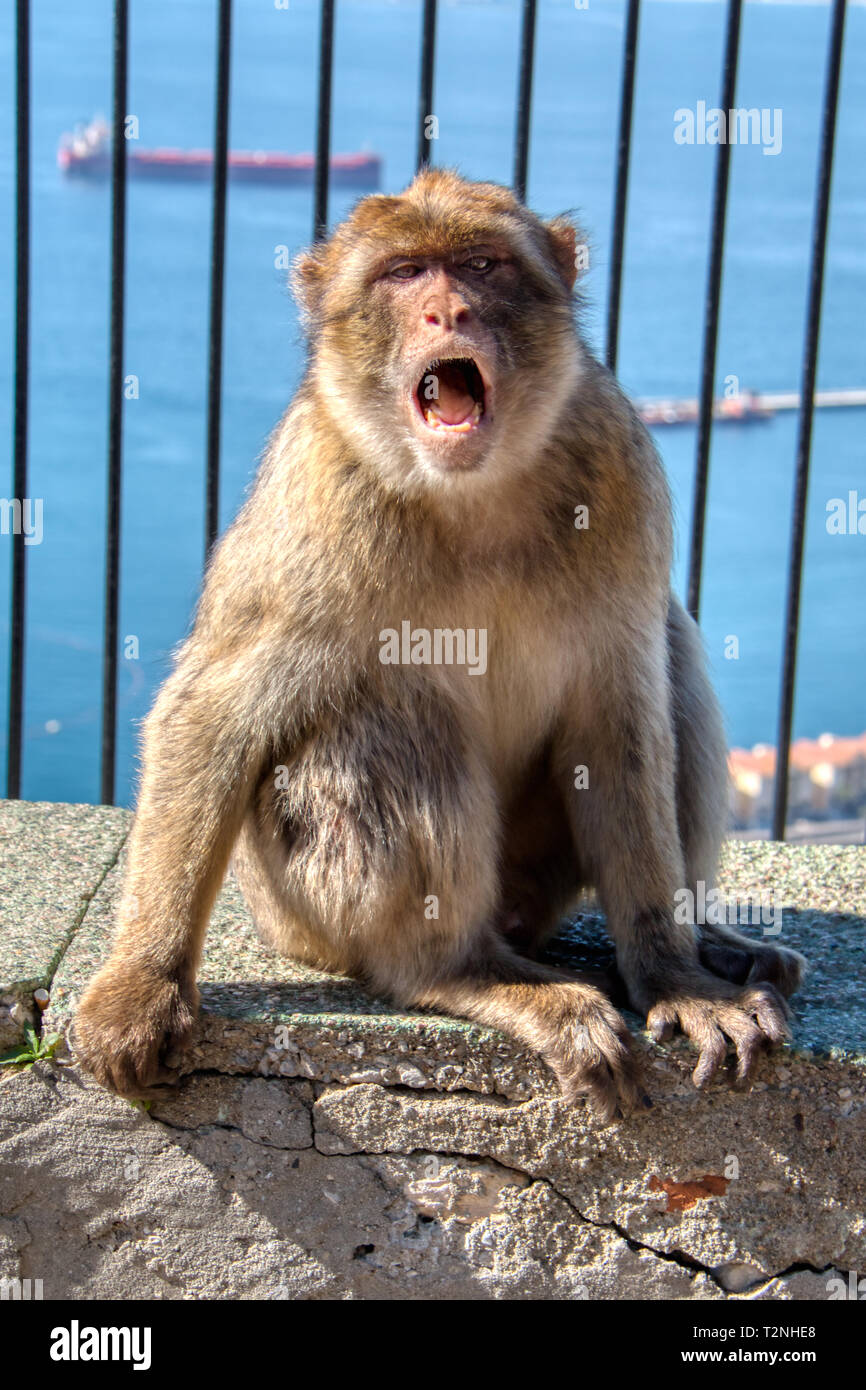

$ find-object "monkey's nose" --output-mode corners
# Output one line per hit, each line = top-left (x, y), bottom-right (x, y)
(422, 302), (471, 331)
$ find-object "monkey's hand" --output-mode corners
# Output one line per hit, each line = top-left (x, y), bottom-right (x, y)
(550, 984), (643, 1123)
(640, 969), (789, 1088)
(73, 962), (198, 1098)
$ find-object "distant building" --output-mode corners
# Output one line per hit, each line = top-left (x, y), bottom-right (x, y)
(728, 731), (866, 830)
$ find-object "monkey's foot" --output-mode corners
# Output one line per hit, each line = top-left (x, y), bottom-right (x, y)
(644, 973), (789, 1088)
(549, 985), (643, 1124)
(73, 964), (198, 1098)
(697, 923), (807, 999)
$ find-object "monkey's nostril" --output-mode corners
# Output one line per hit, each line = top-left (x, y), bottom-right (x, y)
(423, 310), (442, 327)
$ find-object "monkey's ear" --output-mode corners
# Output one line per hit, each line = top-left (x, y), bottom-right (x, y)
(545, 215), (582, 292)
(292, 248), (327, 324)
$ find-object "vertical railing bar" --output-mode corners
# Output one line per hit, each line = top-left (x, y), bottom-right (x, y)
(686, 0), (743, 621)
(7, 0), (30, 800)
(100, 0), (129, 806)
(205, 0), (233, 559)
(605, 0), (640, 374)
(313, 0), (335, 242)
(513, 0), (538, 202)
(416, 0), (438, 171)
(772, 0), (847, 842)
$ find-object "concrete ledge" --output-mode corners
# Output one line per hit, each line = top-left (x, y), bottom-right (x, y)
(1, 800), (864, 1300)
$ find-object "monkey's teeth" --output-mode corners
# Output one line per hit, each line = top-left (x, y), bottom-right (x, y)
(423, 401), (483, 432)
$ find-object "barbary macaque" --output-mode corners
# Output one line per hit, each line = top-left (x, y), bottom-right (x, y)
(74, 170), (805, 1119)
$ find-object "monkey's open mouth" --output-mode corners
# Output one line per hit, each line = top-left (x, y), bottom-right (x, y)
(416, 358), (486, 432)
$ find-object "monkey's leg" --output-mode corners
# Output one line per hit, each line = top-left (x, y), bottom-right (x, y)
(234, 695), (639, 1120)
(493, 751), (583, 956)
(667, 596), (728, 892)
(555, 621), (790, 1088)
(667, 597), (807, 999)
(413, 951), (641, 1122)
(696, 919), (807, 998)
(73, 652), (272, 1095)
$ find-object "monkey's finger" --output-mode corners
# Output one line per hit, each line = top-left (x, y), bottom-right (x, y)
(86, 1053), (142, 1099)
(581, 1054), (642, 1123)
(70, 1024), (116, 1092)
(611, 1031), (643, 1110)
(755, 1007), (789, 1046)
(578, 1072), (621, 1127)
(112, 1044), (179, 1097)
(747, 946), (807, 999)
(75, 1028), (173, 1100)
(588, 1061), (641, 1124)
(562, 1022), (641, 1123)
(129, 1047), (185, 1099)
(591, 1015), (644, 1112)
(716, 1009), (766, 1084)
(108, 1051), (159, 1099)
(746, 985), (790, 1045)
(684, 1011), (728, 1088)
(556, 1054), (617, 1123)
(647, 1001), (677, 1043)
(123, 1077), (177, 1103)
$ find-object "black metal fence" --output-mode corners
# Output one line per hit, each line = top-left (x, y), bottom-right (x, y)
(6, 0), (851, 837)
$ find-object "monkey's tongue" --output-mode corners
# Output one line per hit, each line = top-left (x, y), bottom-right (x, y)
(429, 377), (477, 425)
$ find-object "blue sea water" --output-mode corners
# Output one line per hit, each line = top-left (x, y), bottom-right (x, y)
(0, 0), (864, 807)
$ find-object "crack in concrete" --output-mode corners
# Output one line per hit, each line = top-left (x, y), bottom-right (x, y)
(153, 1111), (313, 1151)
(36, 827), (129, 1033)
(528, 1178), (838, 1296)
(308, 1102), (837, 1298)
(307, 1113), (728, 1288)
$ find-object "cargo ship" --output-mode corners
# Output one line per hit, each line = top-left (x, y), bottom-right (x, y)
(637, 387), (866, 427)
(58, 117), (381, 189)
(637, 391), (775, 427)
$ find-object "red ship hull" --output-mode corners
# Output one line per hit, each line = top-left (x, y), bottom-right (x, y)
(59, 144), (382, 189)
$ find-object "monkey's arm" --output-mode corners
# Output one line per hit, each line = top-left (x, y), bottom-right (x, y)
(74, 645), (275, 1095)
(554, 612), (789, 1088)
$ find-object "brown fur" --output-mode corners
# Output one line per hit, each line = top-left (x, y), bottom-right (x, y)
(74, 170), (805, 1119)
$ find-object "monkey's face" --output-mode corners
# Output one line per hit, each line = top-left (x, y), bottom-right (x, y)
(388, 242), (515, 479)
(294, 170), (584, 497)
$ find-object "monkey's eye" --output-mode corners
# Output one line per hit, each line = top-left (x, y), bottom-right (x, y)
(462, 255), (496, 274)
(388, 262), (424, 280)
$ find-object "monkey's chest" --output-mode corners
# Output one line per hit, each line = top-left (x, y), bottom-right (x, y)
(416, 604), (579, 786)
